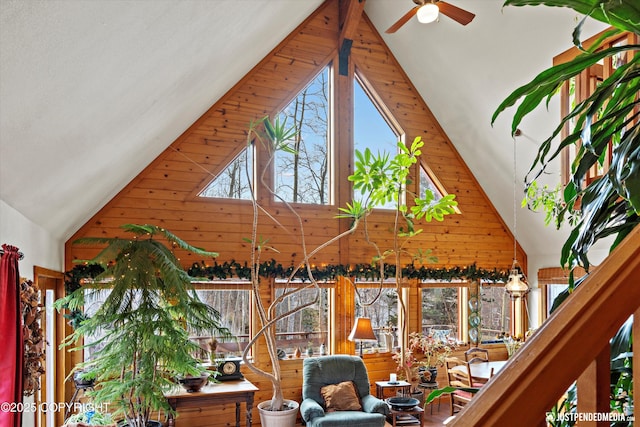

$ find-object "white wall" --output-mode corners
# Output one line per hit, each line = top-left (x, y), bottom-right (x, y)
(0, 199), (63, 279)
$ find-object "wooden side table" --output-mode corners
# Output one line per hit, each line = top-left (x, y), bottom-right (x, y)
(418, 382), (440, 414)
(375, 380), (411, 399)
(165, 379), (258, 427)
(418, 381), (442, 415)
(388, 406), (424, 427)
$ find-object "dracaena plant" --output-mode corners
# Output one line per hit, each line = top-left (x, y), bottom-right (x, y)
(492, 1), (638, 425)
(346, 136), (457, 397)
(493, 0), (640, 286)
(241, 116), (366, 412)
(241, 116), (457, 412)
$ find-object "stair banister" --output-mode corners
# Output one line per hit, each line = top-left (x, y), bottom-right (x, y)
(449, 226), (640, 426)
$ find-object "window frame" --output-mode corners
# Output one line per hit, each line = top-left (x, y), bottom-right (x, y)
(556, 30), (639, 187)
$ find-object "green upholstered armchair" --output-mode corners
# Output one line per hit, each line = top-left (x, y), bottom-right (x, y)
(301, 355), (389, 427)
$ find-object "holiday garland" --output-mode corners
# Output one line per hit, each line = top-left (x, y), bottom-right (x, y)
(186, 260), (509, 283)
(64, 260), (509, 292)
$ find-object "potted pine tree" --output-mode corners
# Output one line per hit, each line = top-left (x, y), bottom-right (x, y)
(56, 224), (232, 427)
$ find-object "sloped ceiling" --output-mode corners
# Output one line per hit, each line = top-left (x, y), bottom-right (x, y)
(0, 1), (606, 266)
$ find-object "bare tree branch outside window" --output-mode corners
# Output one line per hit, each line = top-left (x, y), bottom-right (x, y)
(275, 67), (330, 204)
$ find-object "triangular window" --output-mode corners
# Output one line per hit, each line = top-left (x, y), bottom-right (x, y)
(274, 66), (330, 204)
(420, 162), (460, 213)
(198, 146), (254, 200)
(420, 164), (444, 201)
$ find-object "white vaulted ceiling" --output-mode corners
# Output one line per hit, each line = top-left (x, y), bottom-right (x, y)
(0, 0), (607, 266)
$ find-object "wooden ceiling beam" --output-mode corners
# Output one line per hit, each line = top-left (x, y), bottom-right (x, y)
(339, 0), (365, 43)
(338, 0), (365, 75)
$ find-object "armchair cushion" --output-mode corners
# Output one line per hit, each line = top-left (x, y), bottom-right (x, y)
(320, 381), (362, 412)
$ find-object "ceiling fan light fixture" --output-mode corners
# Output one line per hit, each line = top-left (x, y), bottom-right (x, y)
(416, 3), (439, 24)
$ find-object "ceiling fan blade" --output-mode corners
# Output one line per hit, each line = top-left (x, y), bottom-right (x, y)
(385, 6), (419, 34)
(437, 1), (475, 26)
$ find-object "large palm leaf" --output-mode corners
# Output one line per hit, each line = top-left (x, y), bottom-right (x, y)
(494, 1), (640, 271)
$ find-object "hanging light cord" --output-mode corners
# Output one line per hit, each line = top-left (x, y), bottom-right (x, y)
(513, 137), (518, 264)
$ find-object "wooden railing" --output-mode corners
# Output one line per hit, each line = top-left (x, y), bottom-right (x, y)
(450, 226), (640, 426)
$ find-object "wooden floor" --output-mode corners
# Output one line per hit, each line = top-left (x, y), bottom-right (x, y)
(422, 399), (452, 426)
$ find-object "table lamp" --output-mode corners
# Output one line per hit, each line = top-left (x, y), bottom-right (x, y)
(348, 317), (377, 357)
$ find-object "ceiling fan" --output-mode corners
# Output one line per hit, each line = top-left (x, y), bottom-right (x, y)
(385, 0), (475, 33)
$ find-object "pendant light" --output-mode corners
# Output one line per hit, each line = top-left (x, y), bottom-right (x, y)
(505, 132), (529, 299)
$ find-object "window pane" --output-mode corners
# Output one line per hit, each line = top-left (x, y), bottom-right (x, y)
(275, 66), (330, 204)
(275, 286), (329, 355)
(479, 286), (510, 341)
(194, 288), (251, 358)
(421, 287), (459, 339)
(82, 287), (251, 362)
(420, 166), (443, 201)
(547, 284), (568, 317)
(82, 288), (111, 362)
(354, 286), (398, 351)
(199, 147), (254, 200)
(354, 77), (400, 209)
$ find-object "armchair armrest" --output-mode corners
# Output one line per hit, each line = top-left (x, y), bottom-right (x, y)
(300, 398), (325, 422)
(361, 394), (389, 415)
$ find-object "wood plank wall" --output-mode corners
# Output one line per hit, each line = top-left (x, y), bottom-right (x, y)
(63, 1), (526, 425)
(66, 0), (525, 271)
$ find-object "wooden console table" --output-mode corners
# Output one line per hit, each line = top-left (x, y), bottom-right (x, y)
(165, 379), (258, 427)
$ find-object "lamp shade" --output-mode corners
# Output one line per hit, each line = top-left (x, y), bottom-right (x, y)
(416, 3), (439, 24)
(348, 317), (377, 341)
(505, 267), (529, 299)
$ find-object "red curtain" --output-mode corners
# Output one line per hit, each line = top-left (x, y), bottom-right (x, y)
(0, 244), (23, 427)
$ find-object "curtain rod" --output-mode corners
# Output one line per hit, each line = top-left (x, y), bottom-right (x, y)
(0, 248), (24, 260)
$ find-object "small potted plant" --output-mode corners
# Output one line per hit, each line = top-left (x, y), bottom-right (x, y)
(418, 332), (457, 383)
(392, 331), (456, 400)
(72, 369), (96, 389)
